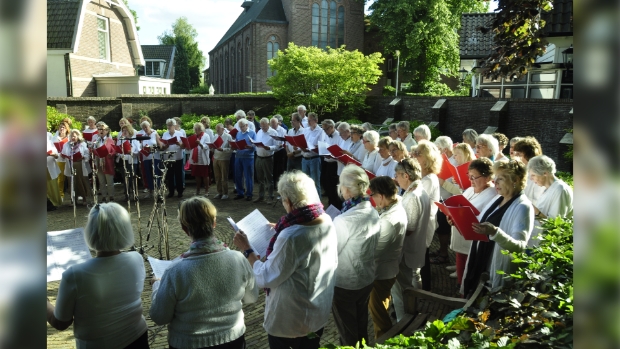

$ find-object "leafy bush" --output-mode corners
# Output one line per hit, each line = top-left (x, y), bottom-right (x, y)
(409, 120), (442, 140)
(322, 216), (573, 349)
(46, 106), (83, 132)
(556, 172), (573, 188)
(382, 86), (396, 96)
(190, 84), (212, 94)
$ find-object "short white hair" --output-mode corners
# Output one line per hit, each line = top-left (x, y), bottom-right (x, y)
(260, 117), (270, 125)
(277, 171), (321, 209)
(234, 110), (246, 119)
(510, 136), (524, 146)
(434, 136), (453, 151)
(86, 116), (96, 123)
(140, 120), (151, 128)
(321, 119), (335, 128)
(83, 203), (134, 251)
(413, 125), (431, 140)
(527, 155), (557, 175)
(274, 114), (283, 122)
(338, 165), (370, 199)
(194, 122), (205, 132)
(363, 130), (380, 146)
(388, 123), (398, 131)
(476, 134), (499, 159)
(238, 118), (249, 126)
(361, 122), (373, 131)
(270, 117), (279, 126)
(462, 129), (478, 144)
(397, 121), (410, 131)
(216, 123), (224, 130)
(337, 122), (350, 131)
(166, 118), (176, 126)
(297, 105), (307, 112)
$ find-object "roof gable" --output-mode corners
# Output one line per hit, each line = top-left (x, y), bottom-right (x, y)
(47, 0), (82, 49)
(542, 0), (573, 36)
(212, 0), (287, 52)
(459, 13), (496, 60)
(140, 45), (176, 78)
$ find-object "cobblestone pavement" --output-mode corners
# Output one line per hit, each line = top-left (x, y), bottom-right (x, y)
(47, 179), (458, 348)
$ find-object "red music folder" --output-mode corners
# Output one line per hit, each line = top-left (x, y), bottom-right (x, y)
(335, 154), (362, 167)
(435, 202), (488, 242)
(437, 154), (453, 180)
(270, 135), (286, 142)
(93, 143), (113, 158)
(53, 142), (63, 153)
(440, 156), (472, 190)
(327, 144), (345, 158)
(285, 135), (309, 149)
(180, 135), (198, 149)
(443, 194), (481, 216)
(140, 146), (151, 158)
(62, 152), (84, 162)
(113, 145), (122, 154)
(122, 140), (132, 154)
(229, 128), (239, 138)
(161, 137), (179, 146)
(83, 132), (95, 142)
(207, 136), (224, 149)
(364, 169), (376, 180)
(230, 139), (249, 150)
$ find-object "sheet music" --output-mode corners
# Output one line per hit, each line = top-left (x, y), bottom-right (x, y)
(326, 205), (341, 221)
(47, 228), (93, 282)
(147, 256), (175, 279)
(227, 217), (239, 232)
(318, 141), (330, 156)
(236, 209), (275, 257)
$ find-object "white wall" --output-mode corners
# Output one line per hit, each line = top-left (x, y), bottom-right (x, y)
(138, 80), (171, 95)
(96, 82), (139, 97)
(47, 53), (67, 97)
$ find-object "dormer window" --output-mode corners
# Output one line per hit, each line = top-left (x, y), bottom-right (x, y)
(142, 60), (166, 77)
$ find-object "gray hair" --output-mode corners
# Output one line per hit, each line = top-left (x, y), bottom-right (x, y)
(215, 123), (224, 130)
(361, 122), (374, 131)
(308, 112), (318, 121)
(337, 122), (350, 131)
(476, 134), (499, 159)
(510, 136), (524, 146)
(166, 118), (176, 126)
(321, 119), (335, 128)
(413, 125), (431, 140)
(260, 117), (270, 125)
(397, 121), (410, 131)
(434, 136), (453, 151)
(395, 158), (421, 182)
(86, 116), (97, 123)
(291, 112), (301, 122)
(140, 120), (151, 129)
(297, 105), (307, 112)
(83, 203), (134, 251)
(238, 118), (249, 127)
(224, 117), (233, 126)
(388, 123), (398, 131)
(194, 122), (205, 132)
(234, 109), (246, 119)
(274, 114), (283, 122)
(527, 155), (557, 176)
(462, 128), (478, 144)
(270, 117), (279, 126)
(363, 130), (380, 146)
(277, 170), (321, 209)
(338, 165), (370, 199)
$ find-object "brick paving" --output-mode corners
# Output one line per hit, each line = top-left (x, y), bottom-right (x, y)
(47, 178), (458, 348)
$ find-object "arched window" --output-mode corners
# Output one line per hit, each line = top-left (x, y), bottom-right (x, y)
(313, 1), (345, 49)
(246, 38), (251, 91)
(224, 51), (228, 94)
(267, 35), (279, 78)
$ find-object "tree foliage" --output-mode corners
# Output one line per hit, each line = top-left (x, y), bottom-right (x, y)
(122, 0), (139, 31)
(267, 43), (384, 118)
(171, 37), (191, 94)
(158, 17), (205, 88)
(367, 0), (487, 93)
(477, 0), (555, 79)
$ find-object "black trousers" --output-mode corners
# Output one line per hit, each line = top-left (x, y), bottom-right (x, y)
(268, 328), (323, 349)
(321, 160), (342, 207)
(165, 159), (184, 195)
(170, 334), (245, 349)
(123, 330), (149, 349)
(273, 149), (287, 188)
(421, 247), (431, 291)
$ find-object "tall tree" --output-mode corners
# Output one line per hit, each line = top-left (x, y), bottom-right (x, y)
(158, 17), (205, 88)
(368, 0), (487, 93)
(122, 0), (139, 31)
(267, 43), (384, 117)
(171, 37), (191, 94)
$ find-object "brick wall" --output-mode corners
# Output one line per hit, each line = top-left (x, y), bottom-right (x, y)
(47, 95), (573, 171)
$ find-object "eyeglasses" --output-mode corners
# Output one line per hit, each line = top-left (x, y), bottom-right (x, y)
(469, 174), (484, 181)
(475, 144), (486, 149)
(412, 151), (421, 157)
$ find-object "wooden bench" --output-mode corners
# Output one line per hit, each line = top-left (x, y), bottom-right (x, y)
(376, 273), (489, 344)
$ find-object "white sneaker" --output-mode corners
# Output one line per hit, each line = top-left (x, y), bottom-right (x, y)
(446, 265), (457, 272)
(449, 271), (457, 279)
(214, 194), (222, 199)
(221, 195), (229, 200)
(143, 188), (149, 193)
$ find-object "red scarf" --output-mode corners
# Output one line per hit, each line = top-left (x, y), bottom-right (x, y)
(192, 132), (204, 163)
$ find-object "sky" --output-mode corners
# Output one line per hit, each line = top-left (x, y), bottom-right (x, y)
(128, 0), (497, 68)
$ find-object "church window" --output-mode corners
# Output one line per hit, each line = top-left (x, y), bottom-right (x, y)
(312, 1), (345, 49)
(267, 35), (279, 77)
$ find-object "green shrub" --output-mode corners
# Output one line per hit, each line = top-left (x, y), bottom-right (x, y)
(46, 106), (83, 133)
(382, 86), (396, 96)
(408, 120), (442, 140)
(189, 84), (211, 94)
(556, 171), (573, 188)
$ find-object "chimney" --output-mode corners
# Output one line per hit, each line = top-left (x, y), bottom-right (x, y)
(241, 1), (253, 12)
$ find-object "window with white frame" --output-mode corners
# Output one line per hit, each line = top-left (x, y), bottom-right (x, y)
(143, 60), (165, 77)
(267, 36), (279, 78)
(475, 69), (572, 99)
(97, 16), (110, 60)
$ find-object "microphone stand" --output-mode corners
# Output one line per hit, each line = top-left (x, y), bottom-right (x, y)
(119, 136), (131, 214)
(68, 143), (77, 228)
(90, 140), (99, 206)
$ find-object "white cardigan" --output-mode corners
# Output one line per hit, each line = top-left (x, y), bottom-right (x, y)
(401, 184), (431, 269)
(421, 173), (440, 247)
(61, 141), (91, 176)
(485, 193), (534, 289)
(529, 178), (573, 247)
(375, 197), (408, 280)
(333, 200), (381, 289)
(190, 132), (212, 166)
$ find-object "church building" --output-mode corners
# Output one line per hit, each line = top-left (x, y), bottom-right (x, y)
(208, 0), (365, 93)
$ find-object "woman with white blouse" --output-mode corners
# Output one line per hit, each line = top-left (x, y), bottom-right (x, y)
(161, 118), (185, 198)
(52, 121), (70, 202)
(391, 158), (431, 321)
(526, 155), (573, 247)
(136, 116), (154, 192)
(367, 176), (407, 339)
(331, 165), (381, 346)
(190, 122), (212, 196)
(492, 132), (510, 163)
(341, 124), (366, 162)
(47, 203), (149, 349)
(61, 129), (92, 205)
(513, 137), (545, 206)
(232, 171), (338, 349)
(83, 116), (98, 135)
(375, 137), (398, 178)
(117, 124), (141, 201)
(140, 121), (164, 199)
(92, 123), (116, 202)
(47, 132), (62, 209)
(361, 130), (381, 173)
(449, 158), (497, 288)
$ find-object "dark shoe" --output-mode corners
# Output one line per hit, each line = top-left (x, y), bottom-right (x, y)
(167, 192), (175, 198)
(253, 197), (264, 203)
(177, 192), (183, 198)
(246, 197), (253, 201)
(233, 195), (244, 200)
(430, 255), (450, 264)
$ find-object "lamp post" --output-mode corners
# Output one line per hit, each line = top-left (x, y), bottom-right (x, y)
(395, 50), (400, 97)
(246, 76), (253, 93)
(458, 67), (468, 82)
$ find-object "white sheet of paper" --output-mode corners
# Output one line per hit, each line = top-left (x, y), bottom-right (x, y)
(227, 217), (239, 232)
(236, 209), (276, 257)
(326, 205), (341, 221)
(148, 256), (175, 279)
(47, 228), (93, 282)
(318, 141), (330, 156)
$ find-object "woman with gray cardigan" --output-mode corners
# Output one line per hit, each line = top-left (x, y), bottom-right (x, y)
(150, 197), (258, 349)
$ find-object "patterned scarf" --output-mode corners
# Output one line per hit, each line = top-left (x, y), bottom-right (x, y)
(192, 132), (204, 163)
(341, 195), (370, 213)
(377, 197), (399, 216)
(181, 236), (228, 258)
(264, 202), (324, 295)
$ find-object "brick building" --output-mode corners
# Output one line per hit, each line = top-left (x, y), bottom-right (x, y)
(208, 0), (365, 94)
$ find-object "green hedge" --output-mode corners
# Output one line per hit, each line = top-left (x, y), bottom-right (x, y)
(46, 106), (83, 133)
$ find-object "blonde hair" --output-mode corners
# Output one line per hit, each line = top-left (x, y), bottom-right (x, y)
(389, 140), (408, 156)
(377, 136), (393, 150)
(414, 140), (442, 174)
(338, 165), (370, 199)
(200, 116), (211, 128)
(139, 116), (153, 127)
(178, 197), (217, 239)
(493, 160), (527, 191)
(453, 143), (475, 163)
(70, 129), (85, 143)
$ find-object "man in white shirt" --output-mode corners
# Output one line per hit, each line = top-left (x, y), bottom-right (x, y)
(233, 109), (256, 132)
(286, 113), (304, 171)
(336, 122), (353, 176)
(253, 118), (278, 202)
(213, 123), (234, 200)
(301, 112), (324, 197)
(271, 117), (287, 191)
(321, 119), (342, 208)
(396, 121), (417, 152)
(298, 105), (309, 128)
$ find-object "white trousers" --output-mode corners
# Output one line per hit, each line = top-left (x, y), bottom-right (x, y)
(97, 172), (115, 197)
